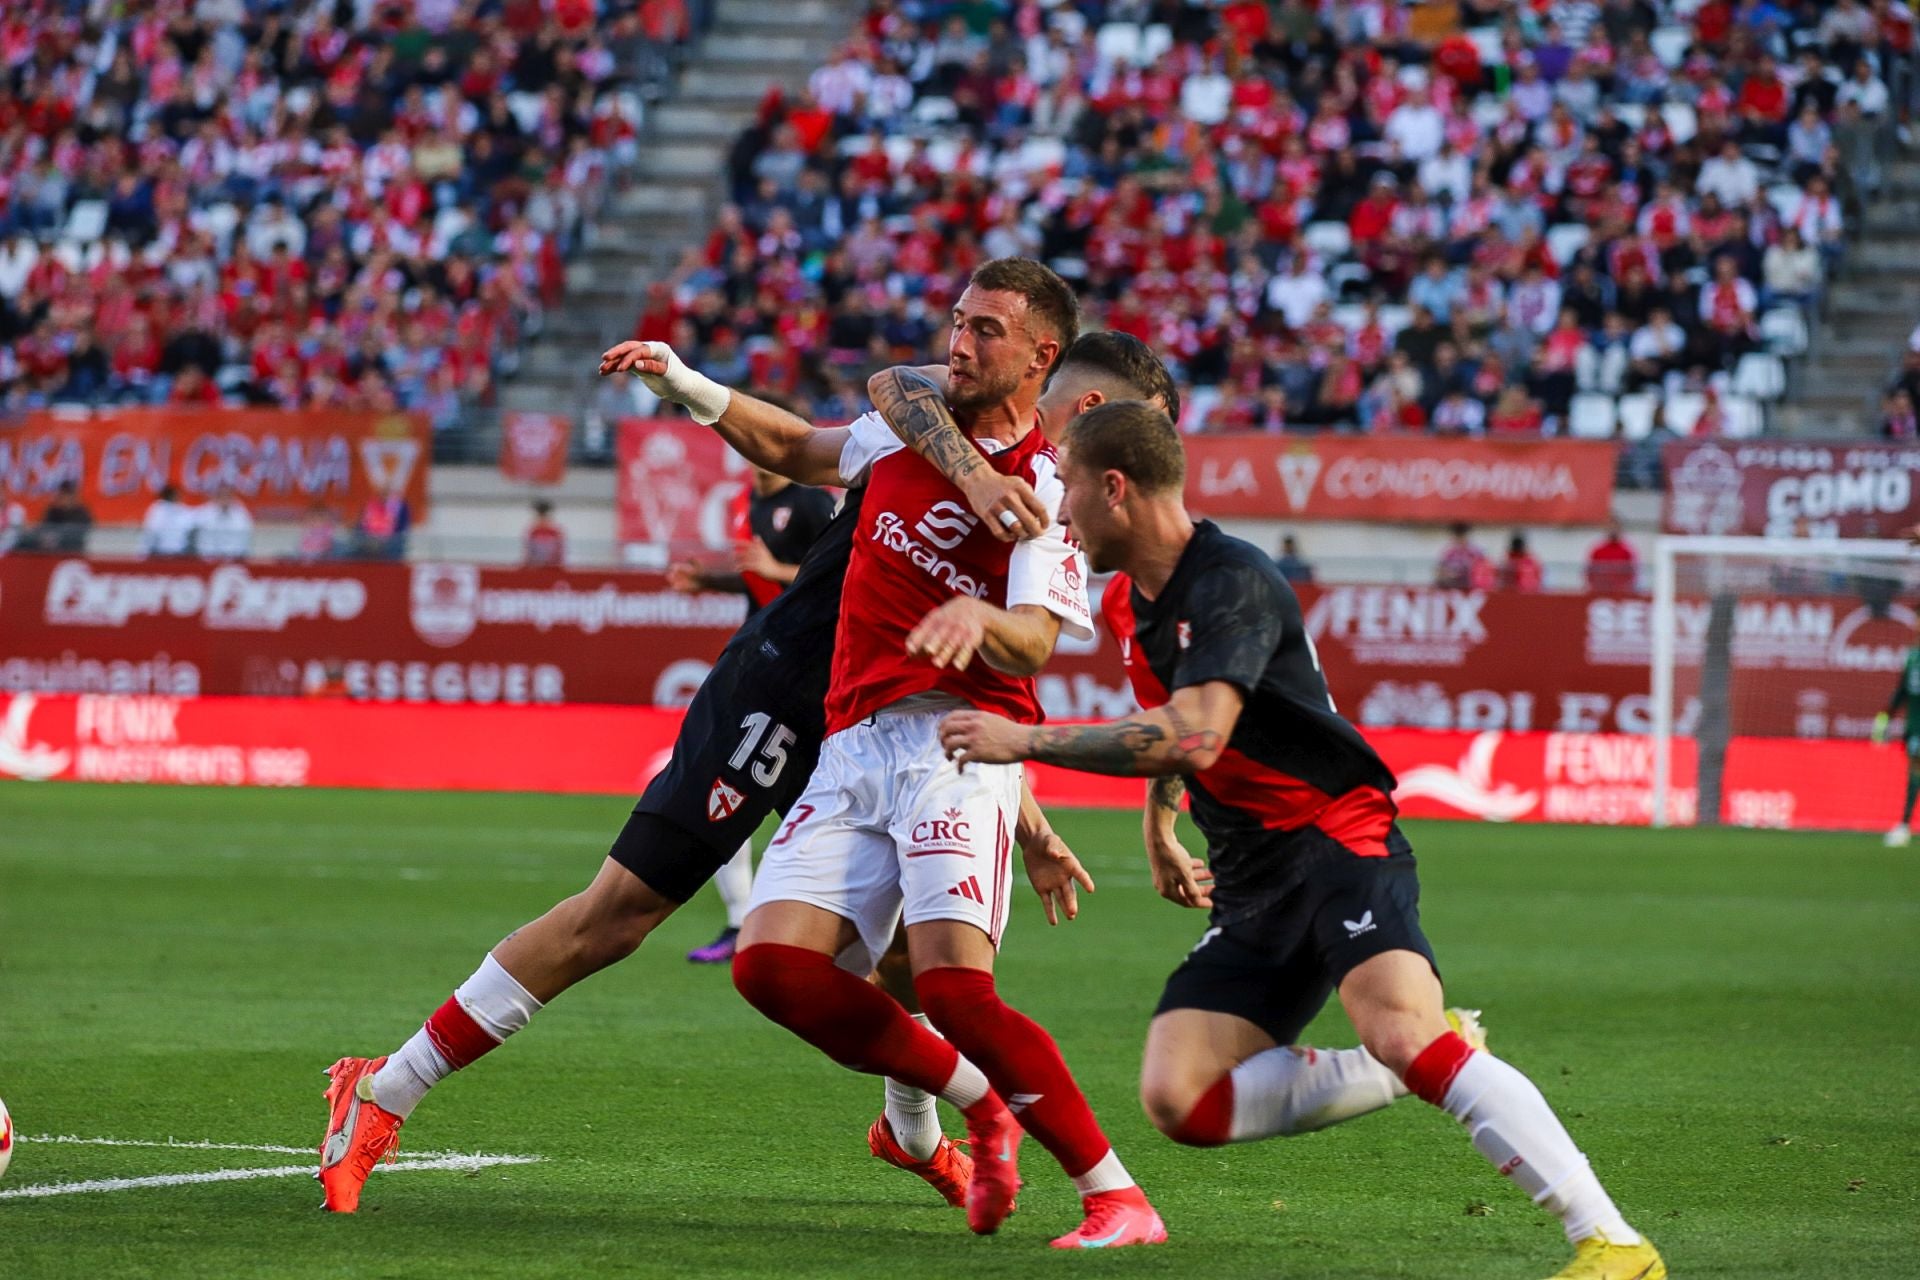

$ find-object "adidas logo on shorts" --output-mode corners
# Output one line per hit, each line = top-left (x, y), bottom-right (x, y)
(947, 876), (986, 903)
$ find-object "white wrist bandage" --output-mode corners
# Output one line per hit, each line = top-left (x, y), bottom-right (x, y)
(634, 341), (731, 425)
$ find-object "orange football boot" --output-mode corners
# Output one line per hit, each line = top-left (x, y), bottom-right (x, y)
(867, 1114), (972, 1208)
(318, 1056), (404, 1212)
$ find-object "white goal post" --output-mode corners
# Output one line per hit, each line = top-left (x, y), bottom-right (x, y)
(1650, 535), (1919, 828)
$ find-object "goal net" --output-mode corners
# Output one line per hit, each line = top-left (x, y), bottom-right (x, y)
(1650, 536), (1920, 831)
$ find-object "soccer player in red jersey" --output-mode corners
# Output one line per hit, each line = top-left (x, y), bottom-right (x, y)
(635, 259), (1167, 1248)
(314, 368), (1058, 1215)
(939, 402), (1666, 1280)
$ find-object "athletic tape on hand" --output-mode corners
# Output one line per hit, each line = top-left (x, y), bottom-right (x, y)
(998, 510), (1020, 529)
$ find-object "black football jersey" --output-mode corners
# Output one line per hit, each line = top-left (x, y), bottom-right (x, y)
(722, 487), (863, 734)
(1103, 521), (1407, 914)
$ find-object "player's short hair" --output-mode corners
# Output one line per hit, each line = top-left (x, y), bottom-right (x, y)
(1063, 401), (1186, 496)
(1055, 331), (1183, 425)
(968, 258), (1079, 369)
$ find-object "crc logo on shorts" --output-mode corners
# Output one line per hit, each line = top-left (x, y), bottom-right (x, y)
(707, 777), (746, 822)
(411, 563), (481, 647)
(1177, 620), (1192, 650)
(907, 806), (973, 856)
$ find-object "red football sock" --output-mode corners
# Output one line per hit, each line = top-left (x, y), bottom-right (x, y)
(732, 943), (961, 1096)
(1168, 1073), (1233, 1147)
(1403, 1030), (1476, 1108)
(423, 995), (499, 1070)
(915, 965), (1113, 1178)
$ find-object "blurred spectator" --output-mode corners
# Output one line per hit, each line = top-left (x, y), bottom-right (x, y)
(354, 481), (413, 562)
(28, 482), (92, 554)
(1499, 534), (1545, 593)
(1587, 523), (1639, 593)
(1762, 229), (1824, 311)
(1883, 390), (1919, 440)
(140, 484), (199, 558)
(196, 487), (254, 561)
(525, 499), (567, 566)
(1436, 523), (1496, 591)
(295, 503), (343, 562)
(0, 501), (26, 554)
(1274, 534), (1314, 586)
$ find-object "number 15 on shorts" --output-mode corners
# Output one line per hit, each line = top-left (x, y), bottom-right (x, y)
(730, 712), (795, 787)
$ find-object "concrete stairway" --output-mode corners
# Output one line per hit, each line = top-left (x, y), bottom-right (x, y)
(502, 0), (856, 418)
(1776, 158), (1920, 436)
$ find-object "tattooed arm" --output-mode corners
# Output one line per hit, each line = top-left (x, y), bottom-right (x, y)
(867, 364), (1049, 541)
(937, 682), (1246, 776)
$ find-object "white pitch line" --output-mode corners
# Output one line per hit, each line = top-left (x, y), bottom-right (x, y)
(24, 1134), (479, 1159)
(0, 1153), (543, 1200)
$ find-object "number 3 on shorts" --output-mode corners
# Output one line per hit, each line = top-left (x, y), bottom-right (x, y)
(730, 711), (796, 787)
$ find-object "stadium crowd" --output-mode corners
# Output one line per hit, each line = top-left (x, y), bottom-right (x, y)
(0, 0), (671, 423)
(633, 0), (1913, 436)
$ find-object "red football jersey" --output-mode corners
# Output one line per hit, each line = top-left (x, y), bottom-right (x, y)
(825, 412), (1092, 734)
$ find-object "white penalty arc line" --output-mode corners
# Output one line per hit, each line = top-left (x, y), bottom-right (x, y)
(0, 1153), (543, 1201)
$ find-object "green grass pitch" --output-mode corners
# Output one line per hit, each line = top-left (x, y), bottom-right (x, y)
(2, 782), (1916, 1279)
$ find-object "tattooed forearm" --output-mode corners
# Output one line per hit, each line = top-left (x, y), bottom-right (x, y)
(1149, 774), (1185, 812)
(1023, 703), (1224, 777)
(1027, 720), (1168, 774)
(870, 366), (985, 486)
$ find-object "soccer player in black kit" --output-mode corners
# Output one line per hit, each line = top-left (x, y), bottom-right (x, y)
(666, 458), (836, 964)
(938, 402), (1666, 1280)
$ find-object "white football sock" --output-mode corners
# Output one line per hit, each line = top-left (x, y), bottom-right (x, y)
(712, 841), (753, 930)
(369, 953), (543, 1119)
(369, 1027), (451, 1120)
(1229, 1045), (1405, 1140)
(1439, 1052), (1643, 1246)
(884, 1013), (944, 1160)
(936, 1051), (990, 1111)
(1070, 1148), (1135, 1195)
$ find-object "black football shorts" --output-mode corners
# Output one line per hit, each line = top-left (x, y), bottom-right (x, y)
(609, 640), (823, 903)
(1154, 850), (1438, 1046)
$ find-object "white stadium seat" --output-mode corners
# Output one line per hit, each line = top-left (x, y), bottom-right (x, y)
(1546, 223), (1591, 268)
(1721, 394), (1765, 438)
(1661, 101), (1698, 143)
(62, 200), (108, 244)
(1664, 391), (1707, 435)
(1650, 26), (1691, 68)
(1302, 221), (1352, 260)
(1617, 392), (1660, 440)
(1568, 393), (1618, 439)
(1732, 352), (1788, 401)
(1760, 307), (1810, 357)
(1095, 22), (1142, 66)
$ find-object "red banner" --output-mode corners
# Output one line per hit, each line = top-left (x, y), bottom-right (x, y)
(499, 412), (572, 486)
(0, 694), (1893, 831)
(0, 557), (748, 707)
(0, 409), (430, 524)
(5, 560), (1913, 742)
(1663, 440), (1920, 538)
(1295, 583), (1912, 740)
(1184, 434), (1618, 525)
(614, 417), (748, 551)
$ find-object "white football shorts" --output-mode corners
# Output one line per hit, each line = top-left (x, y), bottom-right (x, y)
(747, 707), (1021, 975)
